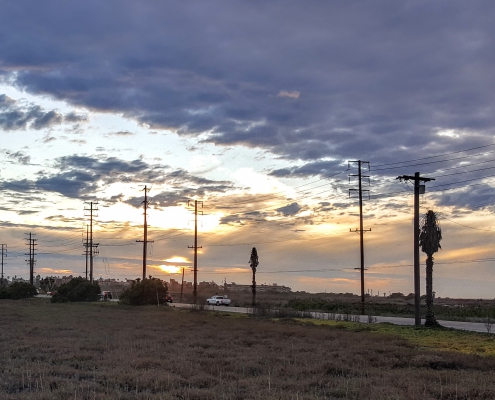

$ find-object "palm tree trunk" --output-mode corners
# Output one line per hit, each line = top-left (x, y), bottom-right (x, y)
(425, 255), (437, 327)
(251, 269), (256, 307)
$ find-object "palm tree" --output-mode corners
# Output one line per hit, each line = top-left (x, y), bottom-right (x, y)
(419, 210), (442, 327)
(249, 247), (259, 307)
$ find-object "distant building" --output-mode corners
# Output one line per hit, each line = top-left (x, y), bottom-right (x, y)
(198, 281), (219, 289)
(226, 282), (291, 293)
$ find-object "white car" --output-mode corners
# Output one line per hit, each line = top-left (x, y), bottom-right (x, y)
(206, 295), (231, 306)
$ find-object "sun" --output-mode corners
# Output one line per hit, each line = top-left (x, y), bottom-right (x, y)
(158, 265), (182, 274)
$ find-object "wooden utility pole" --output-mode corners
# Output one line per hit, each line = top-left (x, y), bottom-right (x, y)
(396, 172), (435, 326)
(188, 200), (203, 304)
(0, 244), (6, 283)
(83, 225), (89, 280)
(349, 160), (371, 315)
(180, 267), (185, 303)
(136, 186), (153, 280)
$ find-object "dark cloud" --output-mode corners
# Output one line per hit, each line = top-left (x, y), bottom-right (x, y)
(126, 178), (233, 209)
(434, 184), (495, 210)
(0, 1), (493, 167)
(1, 179), (34, 192)
(17, 210), (39, 215)
(4, 150), (31, 165)
(270, 160), (342, 178)
(220, 211), (268, 226)
(42, 135), (57, 143)
(0, 95), (64, 131)
(0, 155), (168, 198)
(64, 112), (88, 123)
(0, 153), (234, 201)
(0, 2), (495, 212)
(276, 202), (302, 216)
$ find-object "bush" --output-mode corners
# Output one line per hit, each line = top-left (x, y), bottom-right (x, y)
(0, 282), (38, 300)
(119, 277), (168, 306)
(51, 277), (101, 303)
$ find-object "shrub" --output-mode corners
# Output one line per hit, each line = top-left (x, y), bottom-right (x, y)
(119, 277), (168, 306)
(0, 282), (38, 299)
(51, 277), (100, 303)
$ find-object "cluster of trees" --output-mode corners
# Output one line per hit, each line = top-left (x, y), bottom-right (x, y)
(0, 274), (170, 307)
(119, 277), (169, 306)
(0, 282), (37, 299)
(51, 277), (101, 303)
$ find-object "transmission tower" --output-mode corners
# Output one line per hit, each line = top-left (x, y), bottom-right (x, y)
(396, 172), (435, 326)
(24, 233), (37, 285)
(136, 185), (154, 280)
(188, 200), (203, 304)
(84, 202), (99, 283)
(349, 160), (371, 315)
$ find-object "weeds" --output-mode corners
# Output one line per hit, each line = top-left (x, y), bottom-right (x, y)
(485, 317), (493, 333)
(2, 299), (495, 399)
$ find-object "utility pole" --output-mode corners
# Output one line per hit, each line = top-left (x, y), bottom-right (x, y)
(84, 202), (99, 284)
(180, 267), (185, 303)
(0, 244), (6, 283)
(83, 225), (89, 280)
(188, 200), (203, 304)
(25, 233), (37, 285)
(397, 172), (435, 326)
(136, 186), (154, 281)
(349, 160), (371, 315)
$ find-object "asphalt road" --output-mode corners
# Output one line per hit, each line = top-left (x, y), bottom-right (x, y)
(170, 302), (494, 334)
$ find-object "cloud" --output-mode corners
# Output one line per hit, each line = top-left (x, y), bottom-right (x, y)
(42, 135), (57, 143)
(0, 1), (492, 167)
(0, 1), (494, 213)
(4, 150), (31, 165)
(108, 131), (134, 136)
(276, 202), (302, 216)
(0, 153), (235, 202)
(270, 160), (342, 178)
(277, 90), (300, 99)
(64, 112), (89, 123)
(0, 154), (168, 198)
(0, 95), (64, 131)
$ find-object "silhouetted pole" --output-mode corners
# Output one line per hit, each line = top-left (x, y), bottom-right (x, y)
(413, 173), (420, 326)
(0, 244), (6, 282)
(85, 202), (99, 284)
(188, 200), (203, 304)
(180, 267), (185, 303)
(397, 172), (434, 326)
(85, 225), (89, 280)
(90, 204), (93, 283)
(136, 186), (153, 280)
(25, 233), (37, 285)
(349, 160), (371, 315)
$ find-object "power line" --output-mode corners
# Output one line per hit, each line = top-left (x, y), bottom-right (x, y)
(374, 150), (495, 172)
(373, 142), (495, 168)
(437, 214), (495, 232)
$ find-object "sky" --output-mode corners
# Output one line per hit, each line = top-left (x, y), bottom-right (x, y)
(1, 1), (495, 298)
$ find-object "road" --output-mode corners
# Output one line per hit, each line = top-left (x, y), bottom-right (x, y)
(169, 302), (494, 334)
(34, 296), (493, 334)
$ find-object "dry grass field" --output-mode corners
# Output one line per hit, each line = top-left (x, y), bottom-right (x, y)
(2, 299), (495, 399)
